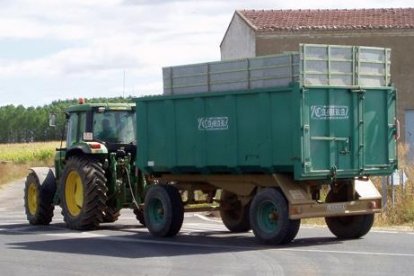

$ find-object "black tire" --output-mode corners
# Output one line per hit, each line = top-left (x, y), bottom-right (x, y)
(325, 190), (374, 239)
(60, 157), (108, 230)
(24, 171), (55, 225)
(144, 184), (184, 237)
(220, 190), (250, 233)
(280, 219), (301, 244)
(102, 206), (121, 223)
(133, 207), (146, 226)
(249, 188), (293, 245)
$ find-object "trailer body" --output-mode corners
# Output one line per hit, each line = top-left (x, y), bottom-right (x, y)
(136, 84), (397, 180)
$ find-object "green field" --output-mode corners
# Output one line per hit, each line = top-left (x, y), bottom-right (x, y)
(0, 141), (60, 163)
(0, 141), (59, 187)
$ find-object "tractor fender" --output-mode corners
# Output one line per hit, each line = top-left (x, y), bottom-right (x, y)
(65, 142), (108, 159)
(28, 167), (56, 189)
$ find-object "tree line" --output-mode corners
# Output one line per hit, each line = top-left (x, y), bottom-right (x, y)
(0, 97), (132, 143)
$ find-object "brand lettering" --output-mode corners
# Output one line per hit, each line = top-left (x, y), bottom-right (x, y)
(311, 105), (349, 120)
(198, 117), (229, 131)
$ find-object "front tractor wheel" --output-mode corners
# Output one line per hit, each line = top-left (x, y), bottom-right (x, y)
(102, 206), (121, 223)
(133, 207), (146, 226)
(60, 157), (108, 230)
(24, 171), (55, 225)
(144, 185), (184, 237)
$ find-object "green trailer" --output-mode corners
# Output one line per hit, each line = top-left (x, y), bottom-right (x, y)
(135, 44), (397, 244)
(135, 83), (396, 244)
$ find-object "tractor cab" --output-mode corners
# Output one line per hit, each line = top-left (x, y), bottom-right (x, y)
(65, 102), (136, 150)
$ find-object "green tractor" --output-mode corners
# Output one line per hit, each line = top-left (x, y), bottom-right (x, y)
(24, 101), (146, 230)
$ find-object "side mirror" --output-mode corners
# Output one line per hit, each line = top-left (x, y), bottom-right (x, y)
(49, 113), (57, 127)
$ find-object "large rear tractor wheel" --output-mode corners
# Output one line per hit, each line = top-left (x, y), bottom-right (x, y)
(144, 184), (184, 237)
(250, 188), (299, 245)
(60, 157), (108, 230)
(325, 189), (374, 239)
(220, 190), (250, 233)
(24, 171), (55, 225)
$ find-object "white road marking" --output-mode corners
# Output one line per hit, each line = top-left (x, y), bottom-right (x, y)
(0, 219), (27, 222)
(44, 232), (105, 239)
(371, 230), (399, 234)
(183, 222), (225, 230)
(279, 248), (414, 258)
(194, 213), (221, 222)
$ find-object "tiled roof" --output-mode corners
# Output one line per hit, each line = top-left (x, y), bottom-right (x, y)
(238, 8), (414, 32)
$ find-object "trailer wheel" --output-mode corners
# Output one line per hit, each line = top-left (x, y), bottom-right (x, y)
(133, 207), (146, 226)
(280, 219), (301, 244)
(144, 184), (184, 237)
(220, 190), (250, 232)
(325, 190), (374, 239)
(24, 171), (55, 225)
(60, 157), (107, 230)
(249, 188), (292, 245)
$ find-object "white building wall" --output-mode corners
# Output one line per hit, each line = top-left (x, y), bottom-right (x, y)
(220, 13), (256, 60)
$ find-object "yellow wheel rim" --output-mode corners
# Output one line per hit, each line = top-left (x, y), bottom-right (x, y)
(65, 170), (84, 217)
(27, 182), (39, 215)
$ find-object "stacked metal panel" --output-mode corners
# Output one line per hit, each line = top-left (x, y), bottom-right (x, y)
(300, 44), (391, 87)
(162, 44), (391, 95)
(163, 53), (300, 95)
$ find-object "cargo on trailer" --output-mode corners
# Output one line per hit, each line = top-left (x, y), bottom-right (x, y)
(163, 44), (391, 95)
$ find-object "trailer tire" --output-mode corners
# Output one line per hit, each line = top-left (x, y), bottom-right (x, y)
(325, 214), (374, 239)
(249, 188), (291, 245)
(133, 207), (146, 226)
(144, 184), (184, 237)
(24, 171), (55, 225)
(325, 190), (374, 239)
(60, 157), (108, 230)
(281, 219), (301, 244)
(220, 190), (250, 233)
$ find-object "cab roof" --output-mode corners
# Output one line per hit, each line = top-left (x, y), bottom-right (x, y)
(66, 103), (135, 113)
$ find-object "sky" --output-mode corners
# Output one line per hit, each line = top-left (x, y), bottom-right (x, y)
(0, 0), (413, 107)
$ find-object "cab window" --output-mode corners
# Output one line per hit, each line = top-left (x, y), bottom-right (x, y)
(93, 111), (135, 144)
(66, 112), (87, 146)
(66, 113), (78, 146)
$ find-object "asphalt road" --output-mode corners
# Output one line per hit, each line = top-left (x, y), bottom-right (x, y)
(1, 180), (413, 276)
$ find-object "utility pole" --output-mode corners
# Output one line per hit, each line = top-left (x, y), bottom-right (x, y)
(123, 70), (126, 98)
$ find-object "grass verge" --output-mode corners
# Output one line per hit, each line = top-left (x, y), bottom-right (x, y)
(0, 141), (58, 188)
(0, 141), (59, 164)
